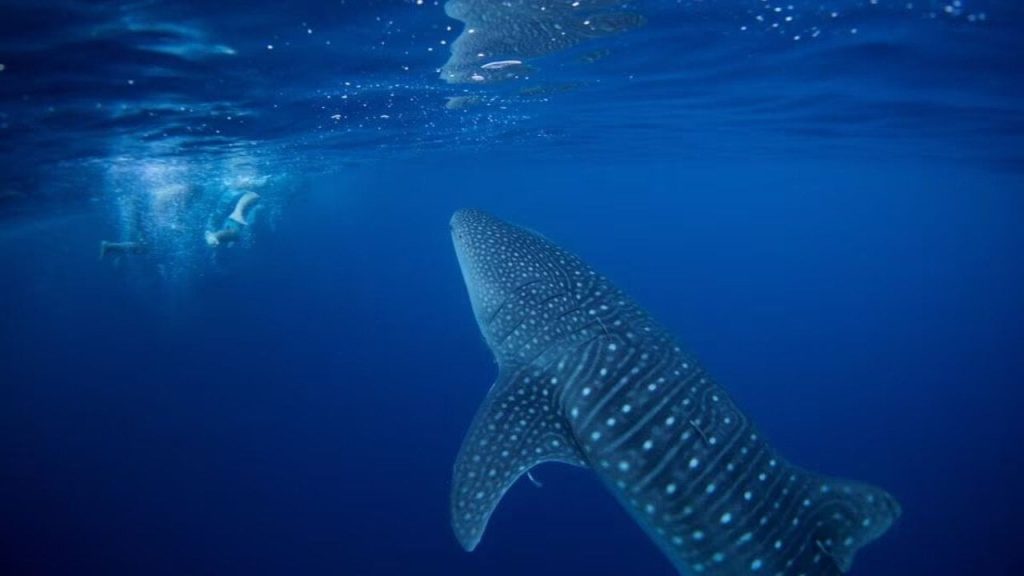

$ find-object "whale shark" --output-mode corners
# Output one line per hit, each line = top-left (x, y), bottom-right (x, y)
(449, 209), (899, 575)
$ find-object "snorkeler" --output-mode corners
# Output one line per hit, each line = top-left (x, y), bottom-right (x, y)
(204, 191), (260, 247)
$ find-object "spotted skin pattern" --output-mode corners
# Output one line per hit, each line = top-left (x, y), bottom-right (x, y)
(449, 210), (899, 575)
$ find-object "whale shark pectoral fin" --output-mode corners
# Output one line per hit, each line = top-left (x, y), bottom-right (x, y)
(450, 369), (584, 551)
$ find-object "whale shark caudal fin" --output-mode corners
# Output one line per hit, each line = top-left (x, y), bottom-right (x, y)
(616, 461), (899, 576)
(450, 368), (585, 551)
(779, 473), (901, 574)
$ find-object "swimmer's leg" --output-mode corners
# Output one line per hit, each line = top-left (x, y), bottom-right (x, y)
(228, 191), (261, 225)
(99, 240), (144, 260)
(204, 225), (241, 247)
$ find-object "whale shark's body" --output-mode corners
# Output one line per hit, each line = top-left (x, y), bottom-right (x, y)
(449, 210), (899, 575)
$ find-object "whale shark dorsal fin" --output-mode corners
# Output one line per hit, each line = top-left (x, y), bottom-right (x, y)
(451, 368), (584, 551)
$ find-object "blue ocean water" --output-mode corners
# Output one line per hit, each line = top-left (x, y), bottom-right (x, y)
(1, 1), (1022, 575)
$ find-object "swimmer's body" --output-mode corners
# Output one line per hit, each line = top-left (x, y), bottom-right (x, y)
(99, 189), (261, 260)
(205, 191), (260, 247)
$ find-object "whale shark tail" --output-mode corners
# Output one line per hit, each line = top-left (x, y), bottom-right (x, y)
(784, 473), (901, 574)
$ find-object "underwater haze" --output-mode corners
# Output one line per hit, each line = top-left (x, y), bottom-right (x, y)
(1, 1), (1023, 575)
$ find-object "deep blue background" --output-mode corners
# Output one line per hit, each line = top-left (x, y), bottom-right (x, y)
(2, 0), (1024, 573)
(2, 155), (1022, 575)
